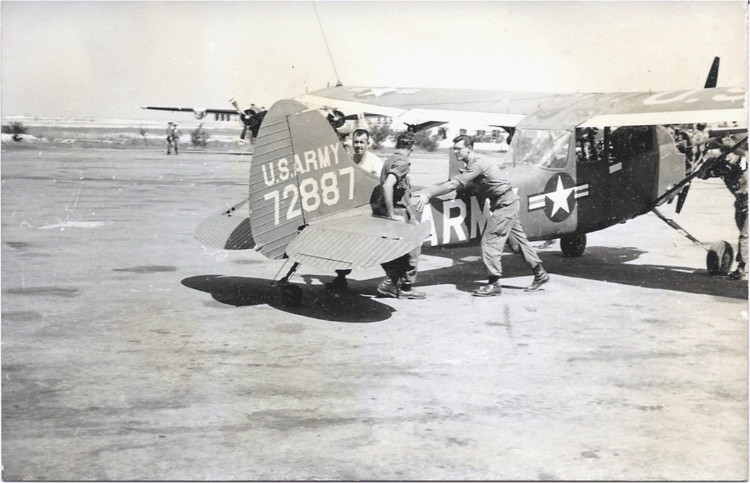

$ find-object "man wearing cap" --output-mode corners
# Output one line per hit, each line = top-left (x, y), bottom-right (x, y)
(371, 131), (426, 299)
(166, 122), (181, 155)
(413, 134), (549, 296)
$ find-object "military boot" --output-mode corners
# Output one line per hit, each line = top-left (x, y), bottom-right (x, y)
(377, 278), (399, 298)
(728, 263), (747, 281)
(525, 265), (550, 292)
(473, 282), (502, 297)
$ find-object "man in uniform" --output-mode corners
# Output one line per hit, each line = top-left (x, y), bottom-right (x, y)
(372, 132), (426, 299)
(701, 135), (748, 280)
(326, 129), (386, 293)
(166, 122), (181, 155)
(414, 135), (549, 296)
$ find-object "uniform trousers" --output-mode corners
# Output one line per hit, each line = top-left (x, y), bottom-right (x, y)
(482, 196), (541, 278)
(381, 206), (421, 285)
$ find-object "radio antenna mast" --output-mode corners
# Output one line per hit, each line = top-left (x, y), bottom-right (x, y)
(313, 2), (342, 87)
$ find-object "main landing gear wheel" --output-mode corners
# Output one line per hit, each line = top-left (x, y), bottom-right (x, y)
(706, 240), (734, 276)
(560, 233), (587, 257)
(279, 284), (303, 307)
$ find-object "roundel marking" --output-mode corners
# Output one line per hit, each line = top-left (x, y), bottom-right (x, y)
(527, 173), (589, 223)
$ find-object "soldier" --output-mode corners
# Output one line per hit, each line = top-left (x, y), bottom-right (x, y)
(372, 132), (426, 299)
(701, 135), (748, 281)
(414, 135), (549, 296)
(166, 122), (181, 155)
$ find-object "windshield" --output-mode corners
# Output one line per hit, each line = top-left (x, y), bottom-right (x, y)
(508, 129), (571, 169)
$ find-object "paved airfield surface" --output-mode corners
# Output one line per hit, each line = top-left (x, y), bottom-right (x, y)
(2, 147), (747, 480)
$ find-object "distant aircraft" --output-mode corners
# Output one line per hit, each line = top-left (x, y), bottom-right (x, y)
(193, 58), (747, 306)
(141, 99), (267, 140)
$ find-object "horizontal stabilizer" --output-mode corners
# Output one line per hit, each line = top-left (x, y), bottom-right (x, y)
(195, 199), (256, 250)
(285, 213), (430, 270)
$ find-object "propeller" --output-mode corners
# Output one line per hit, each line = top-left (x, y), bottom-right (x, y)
(229, 98), (267, 140)
(326, 110), (372, 135)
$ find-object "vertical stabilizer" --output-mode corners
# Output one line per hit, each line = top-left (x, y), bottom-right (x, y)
(704, 57), (720, 88)
(248, 100), (379, 260)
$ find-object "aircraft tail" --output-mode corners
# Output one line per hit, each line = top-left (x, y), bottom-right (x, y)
(704, 57), (719, 88)
(248, 99), (380, 261)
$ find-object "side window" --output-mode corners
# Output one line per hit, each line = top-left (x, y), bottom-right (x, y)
(609, 126), (654, 162)
(576, 127), (604, 163)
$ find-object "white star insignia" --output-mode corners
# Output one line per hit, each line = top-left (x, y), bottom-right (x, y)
(545, 176), (574, 217)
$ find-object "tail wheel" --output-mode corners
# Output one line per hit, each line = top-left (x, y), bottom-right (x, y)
(560, 233), (587, 257)
(706, 241), (734, 276)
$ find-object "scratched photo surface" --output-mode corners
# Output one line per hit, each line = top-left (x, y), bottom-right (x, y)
(1, 1), (747, 481)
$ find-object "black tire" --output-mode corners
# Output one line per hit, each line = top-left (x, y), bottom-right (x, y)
(706, 241), (734, 276)
(280, 284), (303, 307)
(560, 233), (587, 257)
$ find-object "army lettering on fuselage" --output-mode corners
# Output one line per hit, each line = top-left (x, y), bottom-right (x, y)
(420, 196), (492, 246)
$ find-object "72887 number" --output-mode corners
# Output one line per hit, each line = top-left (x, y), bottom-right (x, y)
(263, 167), (355, 226)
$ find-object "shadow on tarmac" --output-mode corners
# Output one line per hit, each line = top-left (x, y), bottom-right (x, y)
(183, 244), (746, 321)
(181, 275), (396, 323)
(421, 245), (748, 300)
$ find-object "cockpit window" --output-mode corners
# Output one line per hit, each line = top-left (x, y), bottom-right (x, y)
(508, 129), (571, 169)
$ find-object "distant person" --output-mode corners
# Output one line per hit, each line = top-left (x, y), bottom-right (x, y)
(166, 122), (181, 155)
(689, 123), (710, 171)
(351, 129), (384, 175)
(413, 135), (549, 296)
(700, 135), (748, 281)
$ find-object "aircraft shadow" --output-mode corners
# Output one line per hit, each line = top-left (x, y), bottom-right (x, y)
(181, 275), (395, 323)
(420, 245), (748, 300)
(183, 245), (745, 321)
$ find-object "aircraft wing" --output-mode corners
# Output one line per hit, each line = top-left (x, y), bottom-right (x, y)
(297, 85), (746, 130)
(577, 87), (746, 128)
(141, 105), (239, 116)
(285, 212), (431, 271)
(296, 87), (544, 129)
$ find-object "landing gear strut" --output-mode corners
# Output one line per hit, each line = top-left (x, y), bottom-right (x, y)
(560, 233), (587, 257)
(652, 208), (734, 276)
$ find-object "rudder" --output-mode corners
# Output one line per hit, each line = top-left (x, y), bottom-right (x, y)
(248, 99), (379, 260)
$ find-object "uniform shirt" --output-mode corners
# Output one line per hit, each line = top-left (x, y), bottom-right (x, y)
(451, 154), (513, 206)
(379, 149), (412, 207)
(353, 150), (384, 175)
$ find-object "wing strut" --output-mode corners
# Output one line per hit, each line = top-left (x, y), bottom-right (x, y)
(651, 208), (706, 250)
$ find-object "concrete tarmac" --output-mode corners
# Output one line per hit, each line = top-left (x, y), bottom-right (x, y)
(1, 147), (747, 480)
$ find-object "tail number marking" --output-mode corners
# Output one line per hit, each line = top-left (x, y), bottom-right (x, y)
(263, 167), (355, 225)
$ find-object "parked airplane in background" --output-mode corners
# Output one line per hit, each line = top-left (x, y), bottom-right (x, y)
(192, 58), (746, 305)
(141, 99), (267, 140)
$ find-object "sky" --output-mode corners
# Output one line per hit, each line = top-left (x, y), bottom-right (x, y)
(1, 1), (748, 121)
